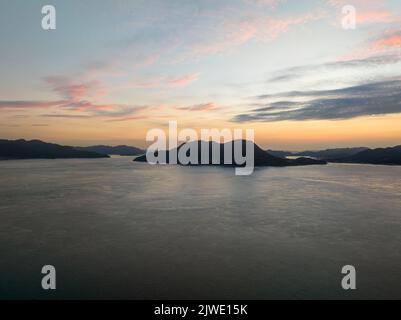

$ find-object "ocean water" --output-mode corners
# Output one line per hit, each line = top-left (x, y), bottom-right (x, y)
(0, 157), (400, 299)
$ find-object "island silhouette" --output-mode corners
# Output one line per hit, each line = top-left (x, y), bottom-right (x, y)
(1, 138), (400, 166)
(134, 140), (327, 167)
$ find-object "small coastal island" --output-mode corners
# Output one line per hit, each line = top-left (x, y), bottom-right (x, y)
(134, 140), (327, 167)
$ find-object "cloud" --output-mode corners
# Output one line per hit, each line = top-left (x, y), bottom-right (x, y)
(327, 0), (388, 9)
(356, 10), (393, 24)
(41, 114), (92, 119)
(113, 1), (307, 64)
(90, 105), (149, 118)
(0, 100), (66, 109)
(105, 115), (150, 122)
(267, 53), (401, 83)
(371, 31), (401, 50)
(168, 73), (200, 87)
(176, 103), (220, 112)
(233, 80), (401, 122)
(130, 73), (200, 88)
(0, 74), (152, 121)
(252, 101), (299, 112)
(45, 76), (108, 101)
(179, 9), (326, 61)
(327, 0), (396, 28)
(340, 28), (401, 63)
(61, 101), (115, 112)
(0, 97), (147, 121)
(41, 104), (149, 121)
(244, 0), (286, 7)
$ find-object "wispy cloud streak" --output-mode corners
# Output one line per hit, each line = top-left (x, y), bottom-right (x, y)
(234, 80), (401, 122)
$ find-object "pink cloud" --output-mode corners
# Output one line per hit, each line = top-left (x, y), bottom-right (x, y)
(0, 75), (150, 121)
(168, 73), (200, 87)
(371, 33), (401, 49)
(0, 100), (66, 109)
(130, 73), (200, 89)
(45, 76), (109, 101)
(185, 11), (325, 60)
(327, 0), (395, 26)
(261, 13), (326, 37)
(356, 10), (393, 24)
(338, 29), (401, 62)
(177, 103), (220, 112)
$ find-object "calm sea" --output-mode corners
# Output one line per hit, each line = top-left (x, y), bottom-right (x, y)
(0, 157), (400, 299)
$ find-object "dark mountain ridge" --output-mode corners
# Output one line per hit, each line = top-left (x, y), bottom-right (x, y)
(75, 145), (145, 156)
(0, 139), (109, 160)
(331, 145), (401, 165)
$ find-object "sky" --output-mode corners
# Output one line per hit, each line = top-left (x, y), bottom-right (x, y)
(0, 0), (401, 150)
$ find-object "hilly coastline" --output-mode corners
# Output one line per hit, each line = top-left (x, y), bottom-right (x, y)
(0, 139), (109, 160)
(331, 145), (401, 165)
(267, 145), (401, 165)
(2, 138), (400, 166)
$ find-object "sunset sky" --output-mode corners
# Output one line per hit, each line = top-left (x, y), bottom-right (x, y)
(1, 0), (401, 150)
